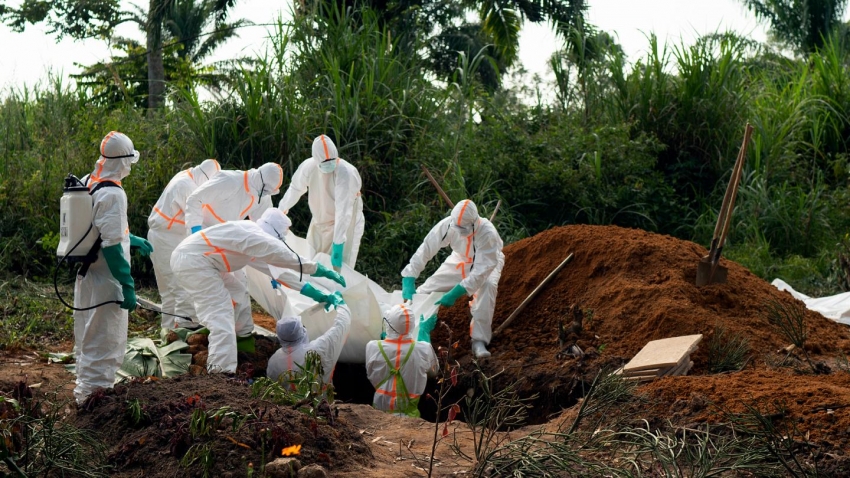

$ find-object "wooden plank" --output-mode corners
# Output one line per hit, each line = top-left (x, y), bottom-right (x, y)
(622, 335), (703, 373)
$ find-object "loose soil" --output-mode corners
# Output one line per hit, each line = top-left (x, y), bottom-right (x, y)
(432, 225), (850, 434)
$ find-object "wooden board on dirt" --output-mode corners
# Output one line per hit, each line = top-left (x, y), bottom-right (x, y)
(622, 334), (703, 373)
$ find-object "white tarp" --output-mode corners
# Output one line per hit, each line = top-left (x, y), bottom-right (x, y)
(246, 232), (442, 363)
(772, 278), (850, 325)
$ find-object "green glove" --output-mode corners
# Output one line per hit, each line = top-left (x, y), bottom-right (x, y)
(331, 242), (344, 268)
(102, 244), (136, 310)
(129, 234), (153, 256)
(417, 314), (437, 343)
(325, 291), (345, 311)
(402, 277), (416, 301)
(300, 283), (339, 310)
(312, 263), (346, 287)
(435, 284), (467, 308)
(236, 335), (256, 353)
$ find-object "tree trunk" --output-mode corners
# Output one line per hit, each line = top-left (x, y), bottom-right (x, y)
(147, 0), (166, 109)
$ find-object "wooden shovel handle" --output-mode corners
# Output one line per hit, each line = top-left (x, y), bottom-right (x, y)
(717, 123), (754, 252)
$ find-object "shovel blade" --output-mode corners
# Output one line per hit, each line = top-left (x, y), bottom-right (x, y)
(696, 261), (728, 286)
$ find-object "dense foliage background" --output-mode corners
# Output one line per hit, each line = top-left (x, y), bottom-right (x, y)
(3, 1), (850, 295)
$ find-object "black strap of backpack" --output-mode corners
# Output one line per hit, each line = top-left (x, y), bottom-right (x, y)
(78, 181), (122, 277)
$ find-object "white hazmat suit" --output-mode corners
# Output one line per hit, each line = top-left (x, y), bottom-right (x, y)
(277, 135), (365, 269)
(74, 131), (139, 404)
(266, 304), (351, 384)
(147, 159), (220, 328)
(171, 209), (320, 373)
(365, 304), (438, 417)
(401, 200), (505, 354)
(183, 163), (284, 332)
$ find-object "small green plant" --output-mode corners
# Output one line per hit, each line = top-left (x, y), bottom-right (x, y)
(0, 383), (109, 477)
(764, 300), (817, 372)
(252, 351), (335, 421)
(181, 443), (215, 477)
(124, 398), (148, 427)
(707, 325), (751, 373)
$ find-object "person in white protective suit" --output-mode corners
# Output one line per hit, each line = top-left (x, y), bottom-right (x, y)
(74, 131), (150, 404)
(267, 301), (351, 385)
(401, 199), (504, 359)
(171, 208), (346, 373)
(183, 162), (284, 335)
(277, 135), (365, 270)
(365, 304), (438, 417)
(147, 159), (221, 329)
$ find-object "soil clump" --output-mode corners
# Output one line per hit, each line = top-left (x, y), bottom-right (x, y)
(74, 373), (372, 477)
(432, 225), (850, 424)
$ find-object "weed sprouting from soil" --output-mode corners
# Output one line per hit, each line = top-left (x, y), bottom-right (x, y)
(0, 381), (109, 477)
(427, 321), (462, 478)
(764, 300), (818, 372)
(707, 325), (751, 373)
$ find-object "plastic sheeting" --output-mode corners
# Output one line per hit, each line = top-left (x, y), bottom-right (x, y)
(772, 278), (850, 325)
(246, 232), (442, 363)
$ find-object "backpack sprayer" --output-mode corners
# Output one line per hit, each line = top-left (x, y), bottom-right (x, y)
(54, 173), (189, 320)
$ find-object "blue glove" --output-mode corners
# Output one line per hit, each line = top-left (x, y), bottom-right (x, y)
(102, 244), (136, 310)
(191, 225), (202, 234)
(312, 263), (346, 287)
(331, 242), (344, 269)
(417, 314), (437, 343)
(271, 279), (279, 290)
(402, 277), (416, 301)
(435, 284), (468, 307)
(129, 234), (153, 256)
(380, 331), (387, 340)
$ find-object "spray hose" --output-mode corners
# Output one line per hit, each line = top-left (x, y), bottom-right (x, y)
(53, 223), (191, 319)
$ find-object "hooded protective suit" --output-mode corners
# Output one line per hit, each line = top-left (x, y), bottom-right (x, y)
(147, 159), (220, 328)
(183, 163), (283, 333)
(266, 304), (351, 384)
(74, 131), (139, 404)
(277, 135), (364, 269)
(365, 304), (438, 417)
(184, 163), (283, 230)
(401, 200), (505, 345)
(171, 212), (319, 373)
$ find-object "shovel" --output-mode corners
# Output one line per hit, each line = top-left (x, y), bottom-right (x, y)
(696, 123), (754, 286)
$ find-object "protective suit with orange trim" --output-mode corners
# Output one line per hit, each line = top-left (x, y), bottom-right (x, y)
(184, 162), (283, 231)
(364, 304), (438, 418)
(277, 135), (364, 270)
(74, 131), (140, 404)
(170, 209), (346, 373)
(266, 301), (351, 385)
(147, 159), (221, 329)
(401, 200), (504, 359)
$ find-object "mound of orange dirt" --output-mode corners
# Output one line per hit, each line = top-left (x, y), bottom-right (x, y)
(430, 225), (850, 422)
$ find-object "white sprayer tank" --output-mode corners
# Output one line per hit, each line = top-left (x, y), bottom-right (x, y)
(57, 175), (98, 261)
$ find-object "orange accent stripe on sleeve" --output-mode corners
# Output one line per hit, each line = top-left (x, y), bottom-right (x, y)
(202, 204), (226, 223)
(186, 169), (194, 180)
(243, 171), (250, 193)
(153, 207), (186, 230)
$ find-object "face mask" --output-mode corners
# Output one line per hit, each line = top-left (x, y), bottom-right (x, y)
(452, 224), (473, 237)
(318, 159), (337, 174)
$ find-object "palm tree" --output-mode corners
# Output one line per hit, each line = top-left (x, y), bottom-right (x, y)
(740, 0), (849, 54)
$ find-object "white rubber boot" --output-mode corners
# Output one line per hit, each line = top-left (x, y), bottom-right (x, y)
(472, 340), (491, 359)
